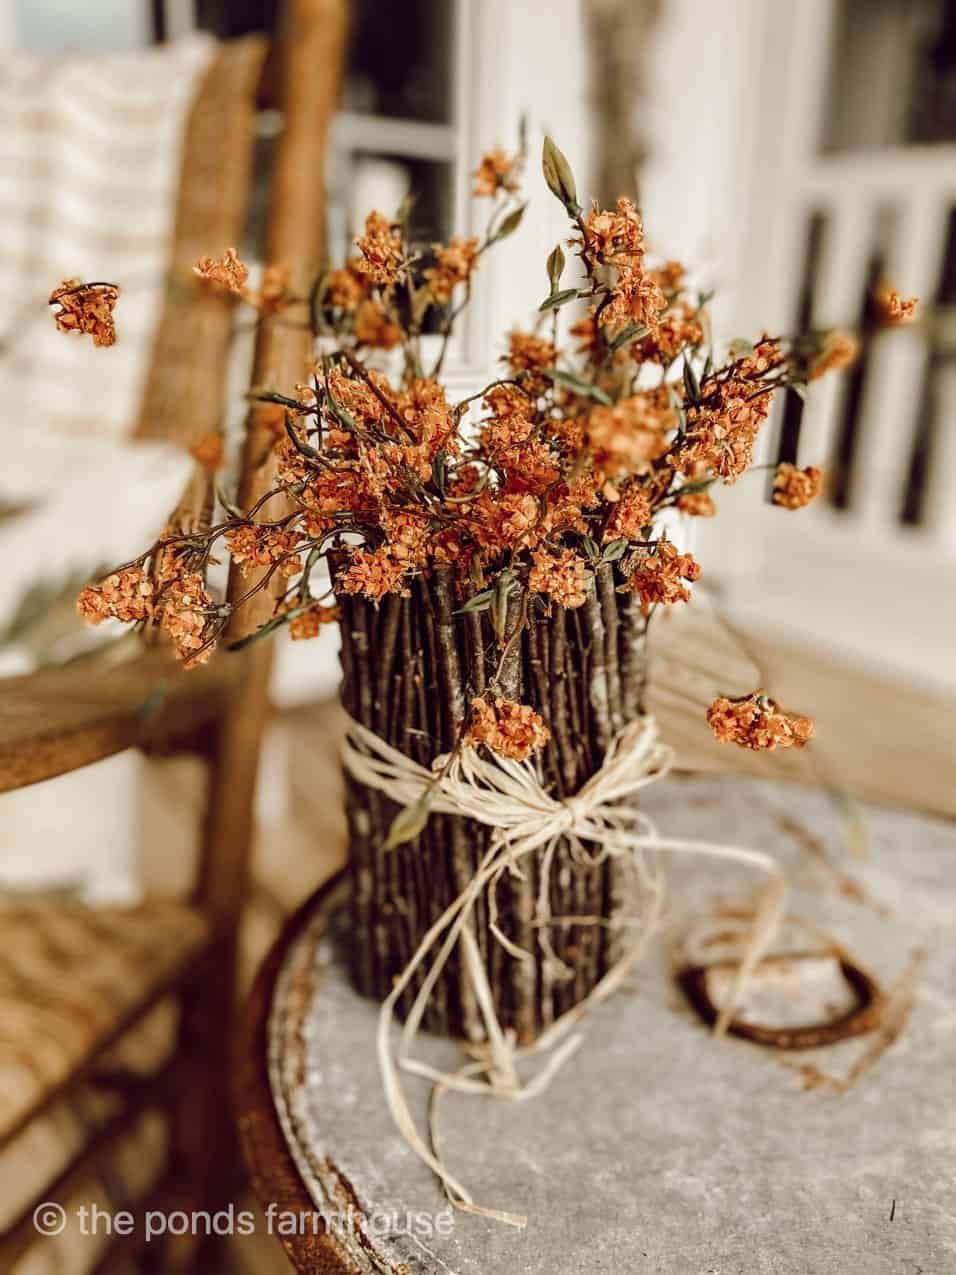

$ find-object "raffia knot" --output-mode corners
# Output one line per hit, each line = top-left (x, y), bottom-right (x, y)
(559, 793), (590, 830)
(340, 712), (787, 1228)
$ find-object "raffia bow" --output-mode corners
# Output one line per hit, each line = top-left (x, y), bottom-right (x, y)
(341, 713), (786, 1227)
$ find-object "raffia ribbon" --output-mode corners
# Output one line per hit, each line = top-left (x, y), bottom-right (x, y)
(342, 714), (787, 1227)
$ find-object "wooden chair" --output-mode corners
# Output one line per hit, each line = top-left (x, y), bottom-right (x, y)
(0, 2), (346, 1270)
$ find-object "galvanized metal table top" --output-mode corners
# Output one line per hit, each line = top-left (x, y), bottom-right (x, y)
(266, 773), (956, 1274)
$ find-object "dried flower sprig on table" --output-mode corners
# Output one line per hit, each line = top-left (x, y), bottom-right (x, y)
(69, 136), (885, 753)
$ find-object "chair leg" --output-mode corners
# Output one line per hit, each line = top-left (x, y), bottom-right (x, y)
(165, 643), (274, 1270)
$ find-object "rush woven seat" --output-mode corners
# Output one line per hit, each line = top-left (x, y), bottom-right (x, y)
(0, 902), (209, 1147)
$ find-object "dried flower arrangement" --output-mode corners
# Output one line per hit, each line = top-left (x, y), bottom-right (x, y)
(63, 134), (918, 1054)
(58, 134), (924, 1221)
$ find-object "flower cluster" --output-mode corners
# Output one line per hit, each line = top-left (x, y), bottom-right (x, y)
(69, 136), (875, 754)
(472, 147), (521, 197)
(464, 696), (550, 762)
(48, 279), (120, 347)
(354, 211), (405, 286)
(194, 248), (248, 294)
(77, 568), (153, 624)
(626, 540), (701, 614)
(76, 552), (216, 666)
(670, 339), (784, 484)
(872, 282), (918, 327)
(706, 693), (814, 751)
(772, 463), (823, 510)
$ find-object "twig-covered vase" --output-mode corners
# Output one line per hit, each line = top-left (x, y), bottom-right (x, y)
(337, 563), (648, 1043)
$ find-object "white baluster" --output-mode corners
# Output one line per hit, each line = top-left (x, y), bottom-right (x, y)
(852, 198), (949, 537)
(922, 356), (956, 555)
(799, 194), (873, 477)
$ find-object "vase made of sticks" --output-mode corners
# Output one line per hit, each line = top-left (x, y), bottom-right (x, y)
(336, 563), (650, 1044)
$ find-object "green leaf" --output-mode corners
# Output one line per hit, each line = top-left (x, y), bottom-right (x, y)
(431, 449), (449, 495)
(383, 791), (434, 850)
(538, 287), (580, 313)
(674, 476), (715, 496)
(682, 356), (701, 404)
(284, 413), (323, 460)
(492, 569), (516, 641)
(730, 337), (755, 359)
(541, 136), (581, 215)
(546, 243), (566, 292)
(581, 535), (600, 562)
(325, 396), (359, 434)
(600, 538), (628, 563)
(410, 284), (432, 328)
(491, 202), (526, 243)
(541, 367), (613, 406)
(394, 191), (416, 227)
(456, 587), (494, 614)
(246, 389), (303, 409)
(215, 482), (243, 520)
(308, 275), (324, 336)
(607, 322), (650, 353)
(443, 467), (490, 502)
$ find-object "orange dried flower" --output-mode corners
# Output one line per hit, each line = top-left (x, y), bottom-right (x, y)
(809, 329), (858, 380)
(569, 315), (603, 364)
(158, 568), (215, 666)
(481, 383), (536, 449)
(189, 434), (224, 471)
(528, 548), (587, 607)
(634, 302), (703, 364)
(586, 391), (671, 477)
(606, 267), (666, 328)
(671, 339), (783, 484)
(650, 260), (687, 293)
(193, 248), (249, 295)
(872, 282), (918, 326)
(626, 540), (701, 614)
(582, 197), (645, 262)
(465, 696), (550, 762)
(772, 463), (823, 510)
(578, 200), (667, 329)
(603, 484), (652, 541)
(492, 491), (541, 549)
(324, 262), (367, 311)
(472, 147), (520, 197)
(49, 279), (119, 347)
(425, 235), (480, 303)
(354, 211), (404, 286)
(77, 568), (153, 625)
(287, 602), (339, 640)
(226, 526), (302, 577)
(676, 489), (716, 517)
(506, 329), (556, 374)
(706, 692), (814, 750)
(354, 299), (402, 349)
(380, 510), (431, 566)
(254, 400), (288, 440)
(337, 548), (408, 602)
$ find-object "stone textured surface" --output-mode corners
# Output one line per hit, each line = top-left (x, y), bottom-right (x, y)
(269, 774), (956, 1274)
